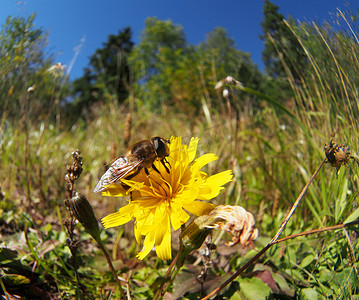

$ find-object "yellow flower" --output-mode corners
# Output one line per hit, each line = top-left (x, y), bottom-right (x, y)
(101, 137), (233, 260)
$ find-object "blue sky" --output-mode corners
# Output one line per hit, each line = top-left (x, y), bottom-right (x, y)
(1, 0), (356, 80)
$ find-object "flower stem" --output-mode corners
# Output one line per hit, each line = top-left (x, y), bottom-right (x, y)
(96, 239), (126, 299)
(153, 251), (179, 300)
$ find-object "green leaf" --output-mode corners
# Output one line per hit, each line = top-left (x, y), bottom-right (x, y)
(299, 288), (323, 300)
(344, 206), (359, 224)
(299, 254), (315, 268)
(238, 277), (272, 299)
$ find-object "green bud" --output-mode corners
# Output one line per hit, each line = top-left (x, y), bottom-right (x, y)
(177, 215), (217, 269)
(68, 193), (101, 243)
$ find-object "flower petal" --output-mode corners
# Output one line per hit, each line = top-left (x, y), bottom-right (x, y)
(101, 203), (135, 228)
(155, 222), (172, 260)
(191, 153), (218, 174)
(101, 184), (128, 197)
(198, 170), (233, 200)
(134, 222), (142, 244)
(136, 233), (155, 260)
(183, 201), (216, 216)
(188, 137), (199, 162)
(170, 202), (190, 230)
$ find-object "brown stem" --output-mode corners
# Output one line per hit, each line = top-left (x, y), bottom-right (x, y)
(269, 158), (327, 243)
(201, 158), (327, 300)
(274, 220), (359, 244)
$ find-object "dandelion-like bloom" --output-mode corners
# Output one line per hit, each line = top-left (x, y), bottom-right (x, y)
(101, 137), (233, 260)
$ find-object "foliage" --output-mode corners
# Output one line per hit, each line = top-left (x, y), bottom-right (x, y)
(260, 0), (308, 103)
(261, 0), (307, 80)
(129, 17), (190, 111)
(70, 27), (134, 121)
(129, 18), (262, 114)
(0, 14), (69, 125)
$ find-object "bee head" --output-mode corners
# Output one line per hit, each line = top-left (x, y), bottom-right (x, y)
(152, 137), (170, 159)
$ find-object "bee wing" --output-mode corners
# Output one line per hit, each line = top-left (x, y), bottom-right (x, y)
(94, 156), (142, 193)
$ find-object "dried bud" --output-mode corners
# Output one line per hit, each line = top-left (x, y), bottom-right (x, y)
(177, 205), (258, 268)
(324, 140), (351, 173)
(68, 193), (101, 242)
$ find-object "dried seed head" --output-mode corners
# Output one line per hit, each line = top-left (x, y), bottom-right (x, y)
(65, 150), (83, 199)
(324, 140), (351, 173)
(27, 85), (36, 93)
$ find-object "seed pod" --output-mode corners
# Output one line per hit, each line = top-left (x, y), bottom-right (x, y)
(68, 193), (101, 242)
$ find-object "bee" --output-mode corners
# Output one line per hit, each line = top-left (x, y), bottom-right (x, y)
(94, 137), (170, 193)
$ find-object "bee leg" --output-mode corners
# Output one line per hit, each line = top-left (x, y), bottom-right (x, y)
(150, 164), (160, 175)
(145, 168), (150, 176)
(161, 158), (170, 173)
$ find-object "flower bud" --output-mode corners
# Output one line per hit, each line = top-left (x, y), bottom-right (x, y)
(68, 193), (101, 242)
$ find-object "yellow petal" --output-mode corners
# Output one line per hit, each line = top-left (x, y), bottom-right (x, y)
(198, 170), (233, 200)
(101, 184), (128, 197)
(137, 233), (155, 260)
(187, 137), (199, 162)
(170, 202), (190, 230)
(101, 203), (135, 228)
(134, 222), (142, 244)
(155, 223), (172, 260)
(183, 201), (216, 216)
(191, 153), (218, 174)
(169, 136), (182, 163)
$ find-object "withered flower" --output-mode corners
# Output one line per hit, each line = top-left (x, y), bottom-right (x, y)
(176, 205), (258, 268)
(206, 205), (259, 247)
(179, 205), (258, 255)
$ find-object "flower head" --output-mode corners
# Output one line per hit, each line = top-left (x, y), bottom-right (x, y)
(101, 136), (233, 260)
(48, 62), (66, 77)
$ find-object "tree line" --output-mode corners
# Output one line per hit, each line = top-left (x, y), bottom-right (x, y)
(1, 0), (356, 127)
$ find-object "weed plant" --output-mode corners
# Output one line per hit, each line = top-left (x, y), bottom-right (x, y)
(1, 11), (359, 299)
